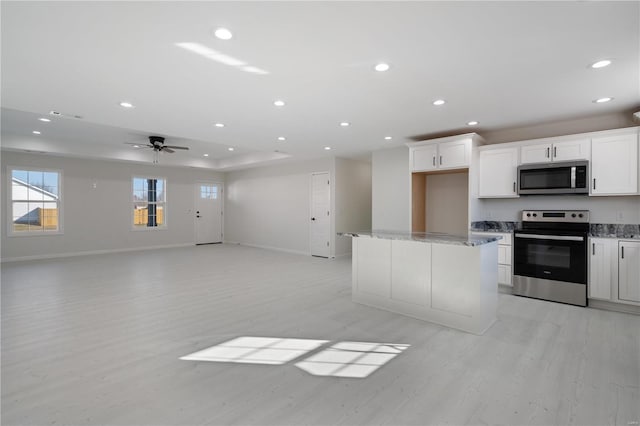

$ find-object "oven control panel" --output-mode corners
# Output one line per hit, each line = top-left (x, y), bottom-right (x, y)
(521, 210), (590, 223)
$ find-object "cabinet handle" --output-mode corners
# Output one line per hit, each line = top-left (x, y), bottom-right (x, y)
(621, 246), (625, 259)
(554, 147), (557, 158)
(439, 155), (442, 165)
(592, 243), (595, 255)
(432, 156), (435, 166)
(593, 178), (596, 190)
(546, 147), (550, 158)
(513, 182), (516, 193)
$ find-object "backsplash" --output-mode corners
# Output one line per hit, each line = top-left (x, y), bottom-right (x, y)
(478, 195), (640, 224)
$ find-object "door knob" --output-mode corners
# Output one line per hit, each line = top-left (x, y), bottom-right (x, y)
(311, 217), (316, 221)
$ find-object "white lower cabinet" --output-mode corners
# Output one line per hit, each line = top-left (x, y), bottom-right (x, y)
(588, 238), (640, 306)
(471, 231), (512, 286)
(588, 238), (614, 300)
(619, 240), (640, 303)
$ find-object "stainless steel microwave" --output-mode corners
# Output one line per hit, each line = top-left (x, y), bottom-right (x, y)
(518, 161), (589, 195)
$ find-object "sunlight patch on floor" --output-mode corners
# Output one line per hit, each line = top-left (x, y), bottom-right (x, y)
(180, 336), (329, 365)
(181, 337), (410, 378)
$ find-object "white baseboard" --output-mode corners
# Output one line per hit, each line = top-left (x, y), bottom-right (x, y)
(1, 243), (194, 263)
(224, 240), (311, 257)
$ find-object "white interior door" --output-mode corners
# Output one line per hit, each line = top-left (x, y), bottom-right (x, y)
(310, 172), (330, 257)
(195, 182), (223, 244)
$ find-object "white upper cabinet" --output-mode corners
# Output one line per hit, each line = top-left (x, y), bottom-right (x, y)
(478, 147), (519, 198)
(591, 131), (638, 196)
(439, 138), (472, 169)
(520, 139), (590, 164)
(409, 136), (475, 172)
(411, 143), (439, 171)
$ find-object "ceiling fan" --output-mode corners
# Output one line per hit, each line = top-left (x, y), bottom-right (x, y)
(126, 136), (189, 163)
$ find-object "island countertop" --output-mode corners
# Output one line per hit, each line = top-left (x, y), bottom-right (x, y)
(338, 230), (501, 247)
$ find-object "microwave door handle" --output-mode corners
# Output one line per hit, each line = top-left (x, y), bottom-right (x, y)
(571, 166), (576, 188)
(515, 233), (585, 242)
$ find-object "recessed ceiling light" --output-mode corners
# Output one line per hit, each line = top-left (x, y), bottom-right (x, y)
(214, 123), (225, 128)
(32, 131), (41, 135)
(274, 100), (285, 107)
(593, 97), (613, 103)
(278, 137), (286, 141)
(591, 60), (612, 69)
(119, 102), (134, 108)
(38, 118), (51, 122)
(228, 147), (234, 151)
(467, 121), (479, 126)
(375, 63), (390, 72)
(132, 145), (140, 148)
(433, 99), (446, 106)
(340, 122), (350, 127)
(384, 136), (392, 140)
(324, 146), (331, 150)
(214, 28), (233, 40)
(203, 153), (209, 157)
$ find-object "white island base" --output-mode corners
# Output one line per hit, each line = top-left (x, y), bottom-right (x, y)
(351, 235), (498, 335)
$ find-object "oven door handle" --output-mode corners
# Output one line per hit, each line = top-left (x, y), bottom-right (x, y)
(515, 233), (584, 242)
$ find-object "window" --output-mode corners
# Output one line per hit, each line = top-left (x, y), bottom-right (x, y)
(200, 184), (218, 200)
(132, 177), (166, 229)
(10, 168), (62, 234)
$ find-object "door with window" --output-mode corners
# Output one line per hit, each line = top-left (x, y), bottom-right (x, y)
(310, 172), (330, 257)
(195, 182), (223, 244)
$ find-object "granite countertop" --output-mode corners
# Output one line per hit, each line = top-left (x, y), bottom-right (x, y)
(338, 230), (501, 247)
(471, 221), (640, 239)
(590, 224), (640, 239)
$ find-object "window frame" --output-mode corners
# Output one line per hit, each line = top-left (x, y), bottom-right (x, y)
(131, 175), (168, 231)
(7, 166), (64, 237)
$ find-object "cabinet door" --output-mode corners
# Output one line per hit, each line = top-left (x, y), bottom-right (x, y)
(552, 139), (590, 161)
(619, 241), (640, 303)
(498, 264), (512, 286)
(478, 147), (519, 197)
(411, 144), (438, 171)
(589, 238), (613, 300)
(591, 132), (639, 195)
(520, 143), (552, 164)
(439, 138), (471, 169)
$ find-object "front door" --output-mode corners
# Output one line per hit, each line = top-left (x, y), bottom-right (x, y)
(310, 172), (330, 257)
(195, 182), (223, 244)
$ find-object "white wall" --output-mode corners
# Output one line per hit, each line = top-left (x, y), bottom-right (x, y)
(1, 151), (224, 261)
(224, 158), (334, 256)
(372, 146), (411, 231)
(335, 157), (372, 257)
(479, 196), (640, 224)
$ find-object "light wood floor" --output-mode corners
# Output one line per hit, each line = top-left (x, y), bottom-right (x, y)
(2, 244), (639, 426)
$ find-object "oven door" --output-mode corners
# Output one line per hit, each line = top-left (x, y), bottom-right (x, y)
(513, 231), (587, 284)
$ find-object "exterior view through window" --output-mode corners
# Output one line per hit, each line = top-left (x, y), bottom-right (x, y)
(133, 177), (166, 228)
(10, 169), (61, 234)
(200, 184), (218, 199)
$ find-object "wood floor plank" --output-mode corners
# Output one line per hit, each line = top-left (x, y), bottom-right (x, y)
(2, 244), (639, 425)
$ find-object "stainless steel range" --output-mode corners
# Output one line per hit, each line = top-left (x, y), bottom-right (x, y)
(513, 210), (589, 306)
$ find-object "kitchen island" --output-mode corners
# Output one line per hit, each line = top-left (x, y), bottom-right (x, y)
(340, 230), (500, 335)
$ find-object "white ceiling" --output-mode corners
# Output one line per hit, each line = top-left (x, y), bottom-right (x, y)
(2, 1), (639, 170)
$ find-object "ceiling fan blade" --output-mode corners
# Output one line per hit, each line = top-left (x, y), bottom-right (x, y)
(164, 145), (189, 150)
(163, 147), (175, 153)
